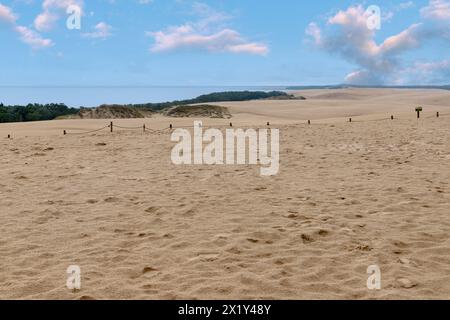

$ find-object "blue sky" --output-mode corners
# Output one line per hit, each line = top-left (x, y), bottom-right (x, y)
(0, 0), (449, 86)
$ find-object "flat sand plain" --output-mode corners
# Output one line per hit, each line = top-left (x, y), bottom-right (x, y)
(1, 89), (449, 299)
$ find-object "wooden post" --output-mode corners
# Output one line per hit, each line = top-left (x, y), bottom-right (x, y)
(349, 118), (352, 123)
(63, 130), (66, 135)
(110, 121), (113, 133)
(437, 112), (440, 118)
(308, 120), (311, 125)
(391, 115), (394, 120)
(7, 134), (10, 139)
(267, 122), (270, 126)
(170, 124), (173, 130)
(229, 122), (233, 127)
(416, 107), (422, 119)
(143, 124), (146, 132)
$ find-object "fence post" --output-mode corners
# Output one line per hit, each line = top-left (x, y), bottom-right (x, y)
(391, 115), (394, 120)
(437, 112), (440, 118)
(349, 118), (352, 123)
(308, 120), (311, 125)
(170, 124), (173, 130)
(230, 122), (233, 127)
(110, 121), (113, 133)
(267, 122), (270, 126)
(416, 107), (422, 119)
(63, 130), (66, 135)
(143, 124), (146, 132)
(7, 134), (10, 139)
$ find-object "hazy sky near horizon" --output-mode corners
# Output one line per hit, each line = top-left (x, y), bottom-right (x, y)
(0, 0), (449, 86)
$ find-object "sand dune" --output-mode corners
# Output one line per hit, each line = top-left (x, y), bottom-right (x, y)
(1, 89), (450, 299)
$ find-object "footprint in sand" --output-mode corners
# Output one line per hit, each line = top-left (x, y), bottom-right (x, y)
(301, 234), (315, 244)
(254, 186), (268, 191)
(104, 197), (120, 203)
(398, 257), (418, 266)
(145, 206), (160, 214)
(142, 267), (158, 274)
(396, 278), (418, 289)
(316, 229), (330, 237)
(190, 252), (220, 262)
(226, 247), (242, 255)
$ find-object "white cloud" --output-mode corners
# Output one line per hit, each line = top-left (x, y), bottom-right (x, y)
(421, 0), (450, 20)
(305, 22), (322, 46)
(147, 3), (268, 56)
(306, 4), (450, 85)
(82, 22), (112, 39)
(0, 3), (53, 49)
(35, 0), (84, 32)
(0, 3), (17, 23)
(397, 1), (415, 10)
(225, 43), (269, 55)
(15, 25), (54, 49)
(148, 26), (268, 55)
(400, 60), (450, 84)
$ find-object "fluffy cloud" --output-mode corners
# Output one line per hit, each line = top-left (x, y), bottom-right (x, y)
(421, 0), (450, 20)
(306, 2), (450, 85)
(0, 3), (17, 23)
(35, 0), (83, 32)
(147, 3), (268, 56)
(0, 2), (53, 49)
(149, 26), (268, 55)
(401, 60), (450, 84)
(15, 25), (54, 49)
(82, 22), (112, 39)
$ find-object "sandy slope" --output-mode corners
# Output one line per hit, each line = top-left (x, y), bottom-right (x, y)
(0, 89), (450, 299)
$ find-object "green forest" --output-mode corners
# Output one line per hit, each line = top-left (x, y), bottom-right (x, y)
(0, 103), (79, 123)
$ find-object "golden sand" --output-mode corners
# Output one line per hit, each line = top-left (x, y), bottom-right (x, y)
(1, 89), (449, 299)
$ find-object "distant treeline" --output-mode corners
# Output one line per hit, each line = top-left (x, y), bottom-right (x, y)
(0, 91), (290, 123)
(120, 91), (291, 111)
(0, 103), (78, 123)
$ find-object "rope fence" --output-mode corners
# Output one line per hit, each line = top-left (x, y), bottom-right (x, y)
(4, 110), (450, 139)
(63, 125), (110, 136)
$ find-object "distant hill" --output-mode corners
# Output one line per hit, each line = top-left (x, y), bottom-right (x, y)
(164, 105), (232, 119)
(78, 105), (155, 119)
(286, 85), (450, 90)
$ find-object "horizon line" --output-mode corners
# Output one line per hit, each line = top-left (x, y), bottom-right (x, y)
(1, 84), (449, 89)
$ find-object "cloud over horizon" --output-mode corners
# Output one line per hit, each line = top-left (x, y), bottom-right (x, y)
(306, 1), (450, 85)
(147, 2), (269, 56)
